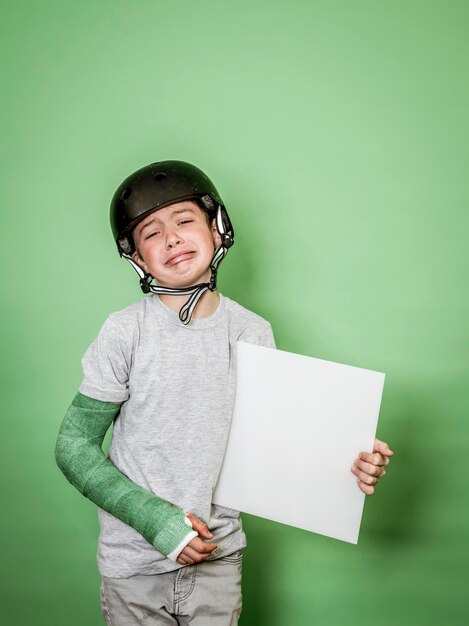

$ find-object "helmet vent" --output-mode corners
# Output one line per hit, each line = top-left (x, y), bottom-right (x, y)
(121, 187), (132, 201)
(154, 172), (167, 182)
(201, 194), (215, 209)
(118, 237), (132, 255)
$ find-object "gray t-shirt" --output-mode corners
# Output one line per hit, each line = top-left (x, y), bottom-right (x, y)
(79, 294), (275, 577)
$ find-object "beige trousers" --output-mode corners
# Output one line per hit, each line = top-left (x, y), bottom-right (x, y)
(100, 551), (243, 626)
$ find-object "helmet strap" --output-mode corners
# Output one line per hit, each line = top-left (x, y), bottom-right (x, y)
(123, 206), (232, 325)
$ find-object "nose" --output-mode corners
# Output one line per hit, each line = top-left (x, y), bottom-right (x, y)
(165, 226), (183, 249)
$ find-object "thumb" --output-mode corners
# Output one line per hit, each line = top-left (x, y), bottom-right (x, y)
(186, 513), (213, 539)
(374, 438), (394, 456)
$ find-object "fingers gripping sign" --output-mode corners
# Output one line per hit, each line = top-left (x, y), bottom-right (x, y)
(176, 513), (217, 565)
(351, 438), (394, 495)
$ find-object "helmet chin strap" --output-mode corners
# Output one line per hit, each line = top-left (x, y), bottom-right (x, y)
(123, 206), (233, 325)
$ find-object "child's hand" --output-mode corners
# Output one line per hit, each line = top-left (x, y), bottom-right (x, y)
(176, 513), (217, 565)
(186, 513), (214, 540)
(351, 438), (394, 495)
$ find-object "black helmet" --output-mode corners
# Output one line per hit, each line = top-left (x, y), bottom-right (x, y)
(110, 160), (233, 255)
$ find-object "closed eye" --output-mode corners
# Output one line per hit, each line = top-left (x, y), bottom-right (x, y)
(145, 231), (160, 239)
(178, 219), (193, 225)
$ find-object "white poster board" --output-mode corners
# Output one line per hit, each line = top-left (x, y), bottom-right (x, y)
(213, 342), (385, 544)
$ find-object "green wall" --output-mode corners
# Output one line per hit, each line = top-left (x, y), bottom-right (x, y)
(2, 1), (468, 624)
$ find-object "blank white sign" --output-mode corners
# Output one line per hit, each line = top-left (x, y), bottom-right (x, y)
(213, 342), (385, 544)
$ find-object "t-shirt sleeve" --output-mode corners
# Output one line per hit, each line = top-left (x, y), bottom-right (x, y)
(257, 323), (276, 349)
(79, 317), (131, 403)
(238, 319), (277, 350)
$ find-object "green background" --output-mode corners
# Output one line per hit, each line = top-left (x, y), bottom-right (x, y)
(1, 1), (468, 624)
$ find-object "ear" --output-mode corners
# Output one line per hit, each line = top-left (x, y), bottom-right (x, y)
(131, 250), (149, 274)
(211, 218), (222, 248)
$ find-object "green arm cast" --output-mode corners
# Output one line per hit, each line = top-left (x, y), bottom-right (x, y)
(55, 392), (192, 557)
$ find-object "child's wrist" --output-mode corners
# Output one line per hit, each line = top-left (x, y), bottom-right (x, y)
(166, 530), (198, 562)
(151, 509), (197, 556)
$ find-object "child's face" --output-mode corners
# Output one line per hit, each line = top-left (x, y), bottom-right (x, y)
(131, 200), (221, 289)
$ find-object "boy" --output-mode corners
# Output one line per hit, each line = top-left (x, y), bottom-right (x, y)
(55, 160), (393, 625)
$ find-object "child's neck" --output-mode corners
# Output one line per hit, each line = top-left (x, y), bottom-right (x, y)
(158, 290), (220, 319)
